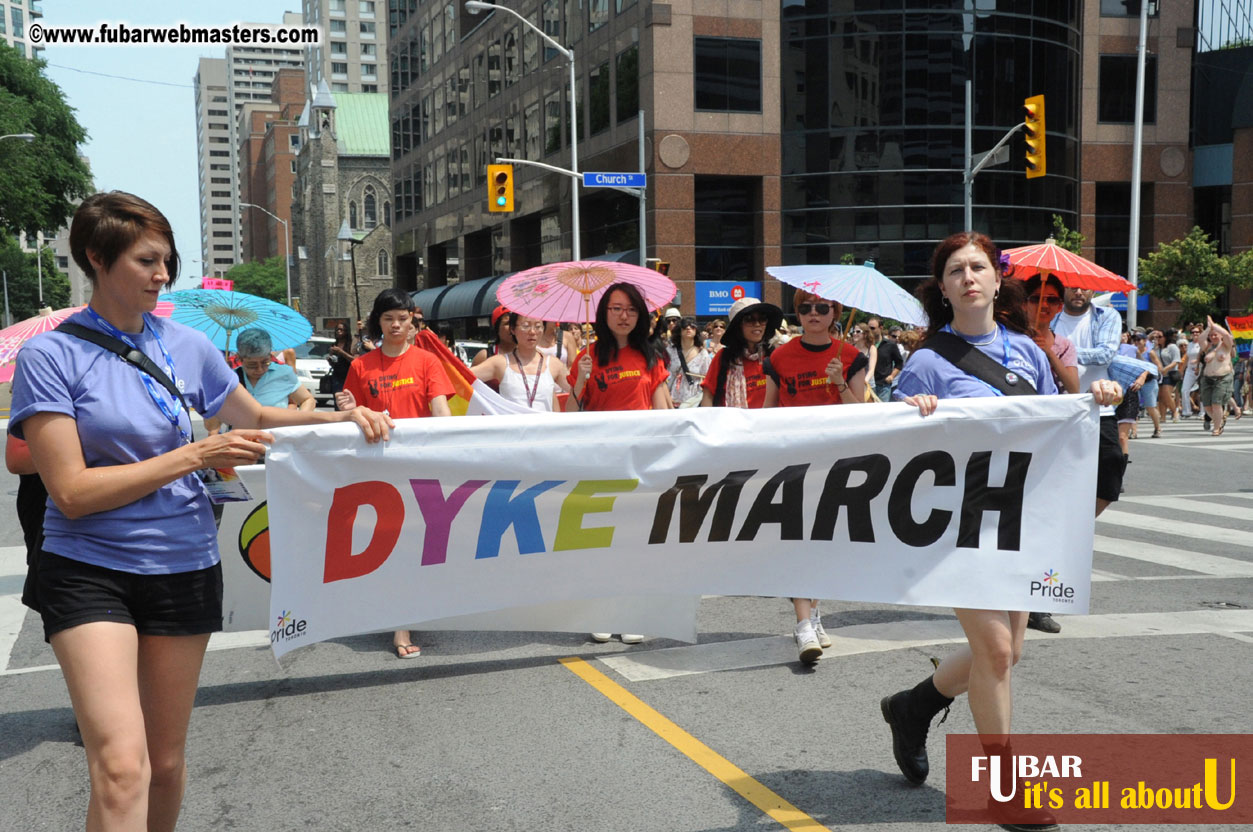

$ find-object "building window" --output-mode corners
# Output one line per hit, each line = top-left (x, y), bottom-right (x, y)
(1098, 55), (1156, 123)
(694, 37), (761, 112)
(350, 201), (358, 229)
(445, 3), (456, 51)
(360, 0), (376, 16)
(290, 160), (297, 173)
(384, 200), (392, 227)
(12, 7), (24, 38)
(360, 21), (376, 38)
(589, 61), (610, 134)
(364, 187), (378, 228)
(1100, 0), (1158, 16)
(331, 42), (347, 56)
(331, 62), (349, 76)
(289, 134), (300, 150)
(332, 83), (350, 92)
(362, 63), (377, 79)
(504, 28), (519, 88)
(378, 249), (390, 275)
(695, 176), (758, 280)
(330, 20), (347, 36)
(542, 0), (560, 62)
(588, 0), (608, 33)
(363, 84), (378, 93)
(617, 44), (639, 123)
(361, 43), (376, 57)
(329, 0), (346, 11)
(544, 91), (561, 154)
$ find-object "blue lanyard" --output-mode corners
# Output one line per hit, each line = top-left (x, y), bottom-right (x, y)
(84, 307), (192, 444)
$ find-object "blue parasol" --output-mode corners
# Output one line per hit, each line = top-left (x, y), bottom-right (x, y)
(766, 264), (927, 327)
(164, 289), (312, 352)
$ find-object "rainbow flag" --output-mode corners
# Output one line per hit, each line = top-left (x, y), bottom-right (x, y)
(413, 330), (533, 416)
(1227, 314), (1253, 340)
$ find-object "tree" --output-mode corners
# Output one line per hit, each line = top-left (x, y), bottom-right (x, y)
(1050, 214), (1085, 255)
(0, 43), (93, 238)
(0, 232), (70, 321)
(1136, 226), (1253, 324)
(224, 257), (286, 303)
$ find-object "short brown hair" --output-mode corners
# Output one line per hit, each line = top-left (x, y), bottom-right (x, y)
(70, 192), (179, 283)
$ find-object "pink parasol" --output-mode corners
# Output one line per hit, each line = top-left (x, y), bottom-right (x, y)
(0, 301), (174, 383)
(1002, 238), (1136, 293)
(497, 260), (676, 325)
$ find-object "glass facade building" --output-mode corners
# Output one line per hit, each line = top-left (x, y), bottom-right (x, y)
(780, 1), (1081, 281)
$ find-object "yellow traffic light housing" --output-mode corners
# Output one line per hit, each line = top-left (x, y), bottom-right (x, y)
(488, 163), (514, 212)
(645, 258), (670, 276)
(1023, 94), (1046, 179)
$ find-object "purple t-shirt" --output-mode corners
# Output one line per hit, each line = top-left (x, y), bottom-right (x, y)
(9, 310), (238, 574)
(894, 327), (1058, 400)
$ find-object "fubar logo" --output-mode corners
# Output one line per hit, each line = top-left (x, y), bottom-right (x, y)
(270, 609), (308, 644)
(1029, 569), (1075, 603)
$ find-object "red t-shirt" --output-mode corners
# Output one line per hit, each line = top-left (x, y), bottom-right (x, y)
(569, 345), (670, 411)
(701, 349), (769, 409)
(344, 345), (455, 418)
(769, 337), (864, 407)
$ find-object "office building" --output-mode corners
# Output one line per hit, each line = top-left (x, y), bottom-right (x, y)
(302, 0), (390, 93)
(194, 12), (306, 274)
(238, 68), (306, 264)
(0, 0), (41, 60)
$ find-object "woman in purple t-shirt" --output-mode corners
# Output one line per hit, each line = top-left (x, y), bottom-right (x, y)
(9, 192), (392, 832)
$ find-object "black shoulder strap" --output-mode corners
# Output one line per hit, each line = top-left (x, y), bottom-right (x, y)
(57, 322), (190, 408)
(762, 353), (778, 384)
(919, 332), (1037, 396)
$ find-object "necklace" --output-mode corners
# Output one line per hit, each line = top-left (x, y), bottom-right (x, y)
(954, 326), (998, 347)
(512, 349), (541, 409)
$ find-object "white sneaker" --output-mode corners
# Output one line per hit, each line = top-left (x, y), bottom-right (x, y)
(590, 632), (612, 643)
(794, 620), (822, 663)
(810, 612), (832, 648)
(620, 634), (644, 644)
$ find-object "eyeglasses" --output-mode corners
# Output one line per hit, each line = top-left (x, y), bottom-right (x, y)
(1027, 294), (1063, 307)
(851, 329), (864, 336)
(742, 313), (769, 325)
(711, 324), (726, 330)
(606, 306), (639, 318)
(797, 303), (832, 316)
(682, 323), (697, 329)
(514, 322), (543, 332)
(241, 358), (272, 371)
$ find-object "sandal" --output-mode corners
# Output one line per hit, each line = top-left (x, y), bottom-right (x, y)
(1150, 430), (1161, 438)
(394, 643), (422, 659)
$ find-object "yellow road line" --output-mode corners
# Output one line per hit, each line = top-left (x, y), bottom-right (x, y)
(559, 657), (831, 832)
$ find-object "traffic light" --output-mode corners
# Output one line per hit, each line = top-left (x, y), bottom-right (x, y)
(1023, 94), (1046, 179)
(487, 163), (514, 212)
(645, 257), (670, 275)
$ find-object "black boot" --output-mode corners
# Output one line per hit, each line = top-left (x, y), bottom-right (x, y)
(880, 676), (953, 785)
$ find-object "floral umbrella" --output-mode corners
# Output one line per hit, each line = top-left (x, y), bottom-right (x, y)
(766, 264), (927, 327)
(1002, 238), (1136, 293)
(164, 289), (311, 353)
(496, 260), (677, 325)
(0, 301), (174, 383)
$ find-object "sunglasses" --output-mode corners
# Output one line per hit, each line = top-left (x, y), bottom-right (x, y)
(797, 303), (832, 316)
(1027, 294), (1063, 306)
(742, 313), (769, 325)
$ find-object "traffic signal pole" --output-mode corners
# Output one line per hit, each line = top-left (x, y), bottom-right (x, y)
(963, 119), (1026, 230)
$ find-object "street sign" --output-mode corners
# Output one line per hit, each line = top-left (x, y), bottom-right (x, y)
(972, 146), (1010, 169)
(583, 172), (646, 188)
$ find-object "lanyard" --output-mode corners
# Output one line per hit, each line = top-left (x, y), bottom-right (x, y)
(84, 307), (191, 444)
(512, 350), (540, 409)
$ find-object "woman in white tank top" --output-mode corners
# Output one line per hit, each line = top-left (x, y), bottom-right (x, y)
(472, 313), (572, 411)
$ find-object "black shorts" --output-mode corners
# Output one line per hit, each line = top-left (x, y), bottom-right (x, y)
(1114, 392), (1140, 423)
(35, 551), (223, 642)
(1096, 415), (1126, 503)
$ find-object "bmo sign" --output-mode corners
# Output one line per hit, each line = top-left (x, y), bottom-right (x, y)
(696, 281), (763, 316)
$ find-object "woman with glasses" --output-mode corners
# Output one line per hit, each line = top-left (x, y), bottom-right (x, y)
(849, 325), (879, 400)
(472, 313), (572, 412)
(1152, 329), (1182, 422)
(1022, 274), (1078, 394)
(699, 297), (781, 408)
(706, 318), (727, 353)
(472, 306), (517, 369)
(880, 233), (1121, 821)
(232, 328), (316, 411)
(567, 282), (671, 645)
(764, 290), (869, 662)
(668, 316), (712, 406)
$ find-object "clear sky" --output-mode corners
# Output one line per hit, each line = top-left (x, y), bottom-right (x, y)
(41, 2), (303, 289)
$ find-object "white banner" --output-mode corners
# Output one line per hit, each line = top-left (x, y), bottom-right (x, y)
(263, 396), (1101, 657)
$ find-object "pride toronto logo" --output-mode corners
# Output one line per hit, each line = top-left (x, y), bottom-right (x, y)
(1029, 568), (1075, 603)
(270, 609), (308, 644)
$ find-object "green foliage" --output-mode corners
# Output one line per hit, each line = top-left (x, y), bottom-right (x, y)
(0, 231), (70, 321)
(1136, 227), (1253, 324)
(0, 43), (93, 238)
(224, 257), (287, 304)
(1050, 215), (1085, 255)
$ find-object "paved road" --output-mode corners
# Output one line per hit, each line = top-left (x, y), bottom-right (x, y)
(2, 414), (1251, 831)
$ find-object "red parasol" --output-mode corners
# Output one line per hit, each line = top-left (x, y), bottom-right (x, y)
(1002, 237), (1136, 293)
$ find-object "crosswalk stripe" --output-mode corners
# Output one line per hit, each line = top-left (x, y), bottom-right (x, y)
(1097, 509), (1253, 549)
(598, 609), (1253, 682)
(1092, 534), (1253, 577)
(1119, 495), (1253, 524)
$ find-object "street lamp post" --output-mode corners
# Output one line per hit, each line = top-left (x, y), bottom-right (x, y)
(0, 133), (36, 143)
(464, 1), (580, 260)
(240, 202), (293, 307)
(338, 219), (363, 323)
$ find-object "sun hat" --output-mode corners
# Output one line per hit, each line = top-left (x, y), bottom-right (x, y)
(726, 297), (783, 335)
(662, 307), (682, 320)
